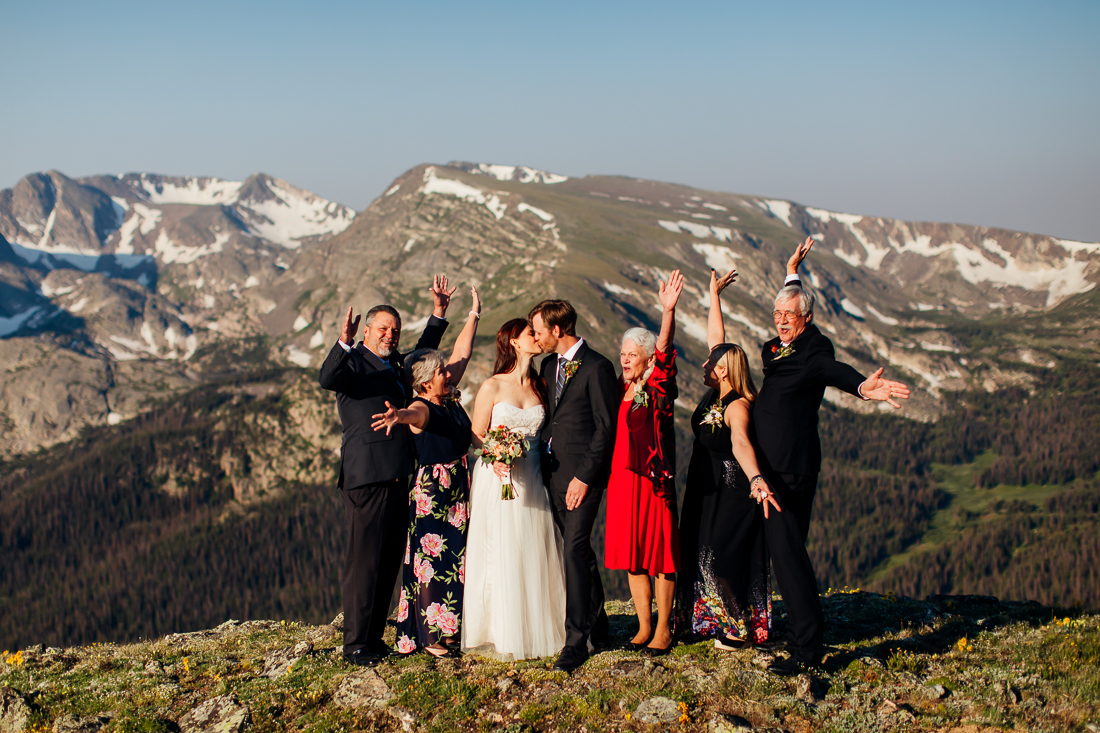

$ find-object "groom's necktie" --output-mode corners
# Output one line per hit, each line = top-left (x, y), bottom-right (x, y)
(555, 356), (568, 406)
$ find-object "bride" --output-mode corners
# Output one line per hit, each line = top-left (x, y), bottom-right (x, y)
(462, 318), (567, 660)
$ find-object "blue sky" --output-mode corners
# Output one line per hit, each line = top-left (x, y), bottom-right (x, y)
(2, 0), (1098, 240)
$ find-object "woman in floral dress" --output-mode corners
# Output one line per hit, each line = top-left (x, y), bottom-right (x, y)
(372, 288), (481, 657)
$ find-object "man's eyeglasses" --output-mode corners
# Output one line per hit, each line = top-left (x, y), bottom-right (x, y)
(771, 310), (802, 322)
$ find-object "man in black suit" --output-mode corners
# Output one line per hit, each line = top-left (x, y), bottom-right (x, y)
(318, 276), (455, 667)
(530, 299), (619, 672)
(751, 238), (910, 675)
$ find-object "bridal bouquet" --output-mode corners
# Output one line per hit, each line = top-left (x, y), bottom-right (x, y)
(474, 425), (530, 500)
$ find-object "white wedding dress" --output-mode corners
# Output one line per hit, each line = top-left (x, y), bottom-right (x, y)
(462, 402), (567, 660)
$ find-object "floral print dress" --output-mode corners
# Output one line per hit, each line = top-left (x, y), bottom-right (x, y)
(395, 397), (472, 653)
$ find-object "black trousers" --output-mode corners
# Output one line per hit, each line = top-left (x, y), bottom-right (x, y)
(762, 472), (825, 664)
(341, 478), (408, 652)
(546, 479), (607, 650)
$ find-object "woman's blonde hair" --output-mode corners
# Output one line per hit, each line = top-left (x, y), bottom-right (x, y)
(710, 343), (757, 402)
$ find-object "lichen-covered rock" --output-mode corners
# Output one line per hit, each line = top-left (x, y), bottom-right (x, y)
(334, 670), (393, 709)
(0, 688), (30, 733)
(795, 673), (821, 703)
(260, 640), (312, 679)
(387, 706), (418, 732)
(52, 714), (113, 733)
(708, 712), (753, 732)
(178, 694), (250, 733)
(633, 696), (681, 724)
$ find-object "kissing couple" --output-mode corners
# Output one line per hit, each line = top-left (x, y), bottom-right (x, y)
(462, 299), (618, 672)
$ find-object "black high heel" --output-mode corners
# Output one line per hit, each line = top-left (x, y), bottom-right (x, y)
(624, 630), (655, 652)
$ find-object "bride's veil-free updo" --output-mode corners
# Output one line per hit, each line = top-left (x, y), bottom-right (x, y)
(493, 318), (548, 407)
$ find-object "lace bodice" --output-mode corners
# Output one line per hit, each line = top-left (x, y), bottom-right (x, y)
(488, 402), (545, 438)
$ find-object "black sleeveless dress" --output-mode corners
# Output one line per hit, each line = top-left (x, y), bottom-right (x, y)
(394, 397), (472, 653)
(675, 387), (772, 642)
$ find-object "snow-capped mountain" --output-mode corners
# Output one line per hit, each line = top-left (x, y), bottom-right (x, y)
(2, 161), (1098, 458)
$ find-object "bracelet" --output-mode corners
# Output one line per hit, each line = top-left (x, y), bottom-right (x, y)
(749, 474), (765, 488)
(469, 311), (481, 319)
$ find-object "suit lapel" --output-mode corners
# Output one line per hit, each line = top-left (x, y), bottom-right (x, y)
(357, 344), (405, 397)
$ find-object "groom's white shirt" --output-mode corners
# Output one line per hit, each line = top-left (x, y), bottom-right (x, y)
(556, 338), (585, 382)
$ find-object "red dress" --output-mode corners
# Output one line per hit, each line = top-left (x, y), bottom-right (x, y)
(604, 348), (681, 575)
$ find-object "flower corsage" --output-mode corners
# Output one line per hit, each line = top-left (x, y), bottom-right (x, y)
(771, 343), (795, 361)
(701, 398), (725, 432)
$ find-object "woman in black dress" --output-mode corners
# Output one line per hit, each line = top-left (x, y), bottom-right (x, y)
(676, 270), (780, 648)
(372, 288), (481, 657)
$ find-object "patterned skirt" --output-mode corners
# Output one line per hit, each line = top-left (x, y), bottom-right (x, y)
(395, 455), (470, 652)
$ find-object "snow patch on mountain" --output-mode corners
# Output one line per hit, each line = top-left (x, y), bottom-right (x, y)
(840, 298), (866, 319)
(155, 230), (230, 265)
(115, 204), (162, 254)
(866, 305), (900, 326)
(728, 311), (772, 340)
(805, 207), (864, 226)
(238, 178), (355, 248)
(759, 200), (793, 227)
(659, 221), (733, 241)
(421, 167), (508, 220)
(141, 175), (243, 205)
(517, 203), (554, 222)
(462, 163), (568, 184)
(0, 306), (42, 337)
(692, 243), (740, 273)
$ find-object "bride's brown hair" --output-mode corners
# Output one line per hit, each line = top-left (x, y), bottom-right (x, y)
(493, 318), (548, 407)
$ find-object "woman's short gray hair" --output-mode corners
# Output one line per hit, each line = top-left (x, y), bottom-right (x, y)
(405, 348), (445, 394)
(773, 285), (815, 316)
(621, 327), (657, 357)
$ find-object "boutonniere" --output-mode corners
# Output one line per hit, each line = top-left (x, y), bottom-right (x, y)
(701, 398), (725, 432)
(771, 343), (795, 361)
(561, 359), (581, 385)
(630, 384), (649, 410)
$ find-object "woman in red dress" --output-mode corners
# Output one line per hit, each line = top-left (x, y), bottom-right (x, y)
(604, 269), (684, 656)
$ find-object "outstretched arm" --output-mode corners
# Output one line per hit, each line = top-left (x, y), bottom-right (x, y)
(707, 268), (737, 350)
(371, 399), (430, 434)
(726, 400), (782, 518)
(656, 270), (682, 354)
(445, 287), (481, 387)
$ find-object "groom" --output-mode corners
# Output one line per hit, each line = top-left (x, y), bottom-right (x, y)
(530, 299), (619, 672)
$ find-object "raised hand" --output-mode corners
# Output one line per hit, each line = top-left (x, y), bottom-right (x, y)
(658, 269), (684, 312)
(709, 268), (738, 297)
(787, 236), (815, 276)
(469, 285), (481, 317)
(859, 367), (911, 409)
(430, 274), (458, 317)
(340, 306), (361, 345)
(371, 401), (400, 435)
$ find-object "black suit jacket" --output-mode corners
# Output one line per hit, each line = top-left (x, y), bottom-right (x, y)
(752, 317), (865, 477)
(540, 341), (619, 489)
(318, 315), (448, 488)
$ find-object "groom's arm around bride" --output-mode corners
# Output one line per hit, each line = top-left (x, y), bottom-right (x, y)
(529, 300), (619, 671)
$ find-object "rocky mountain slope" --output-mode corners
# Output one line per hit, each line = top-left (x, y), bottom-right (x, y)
(0, 595), (1096, 733)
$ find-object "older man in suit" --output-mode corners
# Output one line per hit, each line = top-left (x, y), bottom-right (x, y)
(319, 276), (455, 668)
(752, 239), (910, 675)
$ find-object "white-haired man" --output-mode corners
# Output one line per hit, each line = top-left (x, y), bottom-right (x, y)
(752, 238), (910, 675)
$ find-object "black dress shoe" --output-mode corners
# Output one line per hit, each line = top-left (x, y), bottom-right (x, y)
(344, 649), (382, 667)
(553, 645), (589, 672)
(767, 656), (820, 677)
(368, 641), (393, 658)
